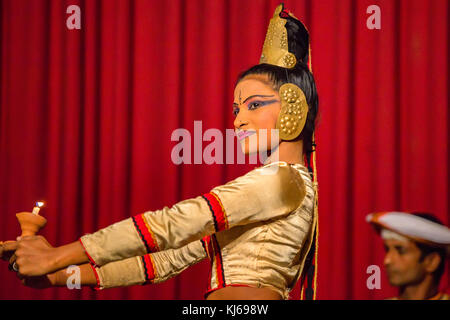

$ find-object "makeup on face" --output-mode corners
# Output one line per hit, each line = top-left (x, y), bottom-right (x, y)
(233, 96), (278, 141)
(233, 77), (282, 155)
(235, 129), (256, 141)
(232, 95), (279, 117)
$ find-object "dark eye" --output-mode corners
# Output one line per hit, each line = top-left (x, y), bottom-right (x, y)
(248, 102), (261, 110)
(232, 107), (239, 116)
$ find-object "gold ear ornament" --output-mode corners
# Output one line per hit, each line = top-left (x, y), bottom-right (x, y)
(276, 83), (309, 141)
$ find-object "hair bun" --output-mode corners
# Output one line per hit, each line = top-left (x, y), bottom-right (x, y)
(283, 15), (310, 67)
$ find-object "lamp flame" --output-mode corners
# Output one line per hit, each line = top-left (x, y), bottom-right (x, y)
(32, 201), (45, 215)
(35, 201), (44, 208)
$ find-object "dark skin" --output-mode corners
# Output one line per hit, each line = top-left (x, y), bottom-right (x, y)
(383, 238), (442, 300)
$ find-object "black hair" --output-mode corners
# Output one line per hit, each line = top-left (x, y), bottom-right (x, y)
(412, 212), (447, 285)
(235, 10), (318, 166)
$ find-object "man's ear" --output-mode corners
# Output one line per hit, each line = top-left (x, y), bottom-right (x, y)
(423, 252), (441, 274)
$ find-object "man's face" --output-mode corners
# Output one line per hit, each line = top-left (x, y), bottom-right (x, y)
(383, 238), (427, 287)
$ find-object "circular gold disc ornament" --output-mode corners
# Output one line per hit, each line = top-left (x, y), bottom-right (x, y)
(276, 83), (309, 141)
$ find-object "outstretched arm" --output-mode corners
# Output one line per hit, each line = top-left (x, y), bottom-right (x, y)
(20, 240), (208, 290)
(92, 239), (208, 289)
(10, 162), (304, 276)
(80, 163), (305, 267)
(21, 263), (98, 289)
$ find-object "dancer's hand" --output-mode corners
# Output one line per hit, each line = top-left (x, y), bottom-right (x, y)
(1, 240), (17, 262)
(21, 273), (57, 289)
(6, 237), (91, 277)
(8, 235), (58, 277)
(2, 241), (54, 289)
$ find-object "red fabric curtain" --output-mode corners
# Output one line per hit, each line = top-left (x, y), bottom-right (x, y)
(0, 0), (449, 300)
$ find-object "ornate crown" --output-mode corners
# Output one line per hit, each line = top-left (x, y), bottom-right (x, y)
(259, 4), (297, 69)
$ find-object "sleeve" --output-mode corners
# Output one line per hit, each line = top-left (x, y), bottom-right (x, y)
(92, 239), (209, 290)
(80, 162), (305, 266)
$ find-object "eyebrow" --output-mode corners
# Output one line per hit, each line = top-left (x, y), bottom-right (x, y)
(233, 94), (275, 106)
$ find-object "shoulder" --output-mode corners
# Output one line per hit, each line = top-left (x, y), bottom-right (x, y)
(256, 161), (306, 190)
(215, 161), (306, 207)
(240, 161), (304, 187)
(207, 162), (307, 227)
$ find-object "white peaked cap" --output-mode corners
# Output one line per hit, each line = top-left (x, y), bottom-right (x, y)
(366, 212), (450, 252)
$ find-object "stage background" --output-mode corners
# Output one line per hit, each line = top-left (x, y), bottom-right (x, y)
(1, 0), (449, 299)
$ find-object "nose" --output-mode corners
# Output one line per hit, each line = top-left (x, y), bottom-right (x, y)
(234, 108), (249, 129)
(383, 251), (392, 267)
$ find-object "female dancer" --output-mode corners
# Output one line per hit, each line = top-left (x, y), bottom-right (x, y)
(2, 4), (319, 300)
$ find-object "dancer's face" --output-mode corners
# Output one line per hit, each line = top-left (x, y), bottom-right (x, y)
(233, 74), (281, 155)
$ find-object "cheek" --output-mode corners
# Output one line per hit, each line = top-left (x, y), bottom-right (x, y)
(399, 259), (426, 282)
(253, 111), (281, 152)
(397, 255), (419, 272)
(252, 107), (280, 129)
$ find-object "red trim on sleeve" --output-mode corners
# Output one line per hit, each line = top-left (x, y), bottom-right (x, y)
(202, 192), (229, 232)
(89, 263), (102, 291)
(79, 238), (98, 267)
(141, 254), (156, 284)
(132, 214), (160, 253)
(212, 234), (225, 288)
(202, 235), (213, 291)
(201, 236), (211, 259)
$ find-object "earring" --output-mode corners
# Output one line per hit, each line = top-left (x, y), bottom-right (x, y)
(276, 83), (309, 140)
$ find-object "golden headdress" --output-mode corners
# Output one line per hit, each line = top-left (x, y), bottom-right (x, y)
(259, 3), (312, 142)
(259, 4), (298, 69)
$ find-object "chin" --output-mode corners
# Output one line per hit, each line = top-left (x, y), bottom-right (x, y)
(240, 140), (270, 156)
(387, 275), (407, 287)
(240, 134), (276, 155)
